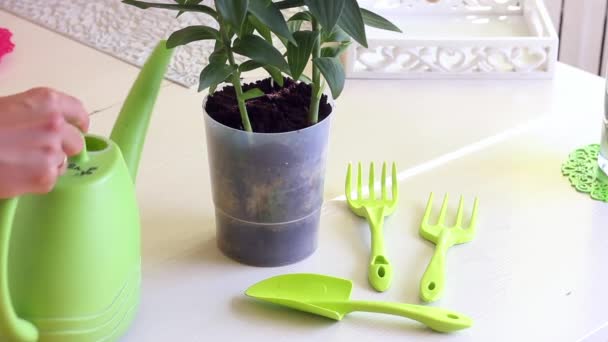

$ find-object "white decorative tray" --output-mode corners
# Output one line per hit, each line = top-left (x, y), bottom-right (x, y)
(345, 0), (558, 79)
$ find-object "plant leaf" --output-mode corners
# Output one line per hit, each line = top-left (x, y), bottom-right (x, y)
(264, 66), (285, 87)
(239, 60), (263, 72)
(322, 26), (350, 43)
(287, 30), (319, 81)
(287, 20), (304, 33)
(209, 54), (228, 65)
(240, 15), (256, 36)
(298, 73), (312, 84)
(242, 88), (265, 100)
(275, 0), (304, 9)
(216, 0), (249, 34)
(337, 0), (367, 48)
(321, 41), (351, 58)
(361, 8), (402, 32)
(288, 11), (313, 22)
(176, 0), (204, 17)
(209, 49), (228, 65)
(199, 63), (237, 92)
(249, 0), (296, 45)
(233, 35), (289, 72)
(166, 26), (220, 48)
(313, 57), (345, 99)
(122, 0), (217, 18)
(248, 14), (273, 42)
(304, 0), (345, 32)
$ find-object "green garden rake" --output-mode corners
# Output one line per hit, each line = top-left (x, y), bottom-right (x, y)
(346, 162), (398, 292)
(419, 193), (479, 302)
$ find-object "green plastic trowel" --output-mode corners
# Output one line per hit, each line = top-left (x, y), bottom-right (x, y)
(245, 273), (473, 333)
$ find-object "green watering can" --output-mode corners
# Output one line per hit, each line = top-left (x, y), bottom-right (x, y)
(0, 41), (173, 342)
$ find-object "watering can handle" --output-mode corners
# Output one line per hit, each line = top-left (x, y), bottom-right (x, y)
(0, 198), (39, 342)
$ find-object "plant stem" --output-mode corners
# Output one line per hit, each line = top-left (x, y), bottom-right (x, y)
(227, 52), (253, 132)
(216, 1), (253, 132)
(309, 18), (322, 125)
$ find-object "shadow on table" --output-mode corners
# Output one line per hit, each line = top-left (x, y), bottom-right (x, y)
(140, 210), (247, 270)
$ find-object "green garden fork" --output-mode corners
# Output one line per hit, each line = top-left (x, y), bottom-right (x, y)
(346, 162), (398, 292)
(419, 193), (479, 303)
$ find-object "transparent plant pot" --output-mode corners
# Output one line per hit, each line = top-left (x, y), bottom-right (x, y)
(600, 119), (608, 175)
(202, 93), (334, 267)
(600, 78), (608, 175)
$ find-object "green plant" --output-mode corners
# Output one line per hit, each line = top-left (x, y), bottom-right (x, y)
(122, 0), (401, 132)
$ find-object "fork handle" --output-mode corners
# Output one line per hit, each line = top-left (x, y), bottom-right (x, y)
(368, 211), (392, 292)
(368, 253), (392, 292)
(420, 231), (452, 302)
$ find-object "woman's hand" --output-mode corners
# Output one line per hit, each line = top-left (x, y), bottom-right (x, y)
(0, 87), (90, 198)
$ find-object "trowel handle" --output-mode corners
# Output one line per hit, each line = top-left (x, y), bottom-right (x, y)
(0, 198), (39, 342)
(332, 300), (473, 333)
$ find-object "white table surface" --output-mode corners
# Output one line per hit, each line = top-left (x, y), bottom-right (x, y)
(2, 10), (608, 342)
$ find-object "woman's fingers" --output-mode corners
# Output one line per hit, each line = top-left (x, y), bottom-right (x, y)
(0, 87), (89, 198)
(58, 92), (90, 133)
(23, 148), (64, 194)
(23, 87), (90, 132)
(62, 122), (84, 156)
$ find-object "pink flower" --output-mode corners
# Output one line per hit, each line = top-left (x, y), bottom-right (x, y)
(0, 27), (15, 62)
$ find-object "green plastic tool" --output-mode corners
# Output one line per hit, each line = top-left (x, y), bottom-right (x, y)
(345, 162), (398, 292)
(419, 193), (479, 303)
(245, 273), (473, 333)
(0, 41), (173, 342)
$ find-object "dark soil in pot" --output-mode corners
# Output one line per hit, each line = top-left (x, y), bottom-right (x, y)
(203, 77), (334, 266)
(205, 77), (332, 133)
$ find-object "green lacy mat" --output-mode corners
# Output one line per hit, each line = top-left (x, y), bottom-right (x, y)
(561, 144), (608, 202)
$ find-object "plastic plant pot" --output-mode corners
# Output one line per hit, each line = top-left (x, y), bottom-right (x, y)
(202, 91), (334, 267)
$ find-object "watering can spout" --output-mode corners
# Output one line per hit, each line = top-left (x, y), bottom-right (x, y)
(110, 40), (173, 182)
